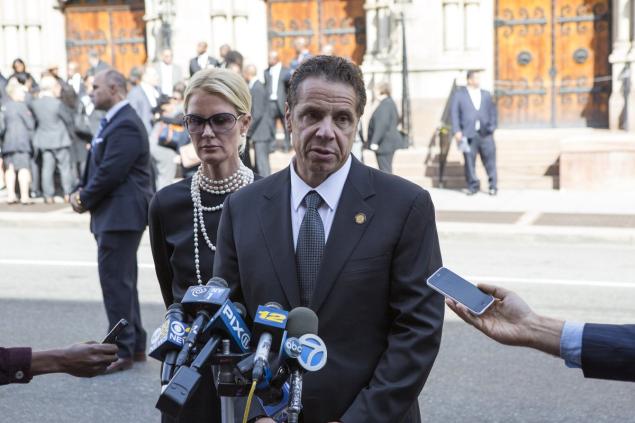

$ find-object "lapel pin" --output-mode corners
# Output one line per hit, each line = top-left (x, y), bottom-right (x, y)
(354, 212), (366, 225)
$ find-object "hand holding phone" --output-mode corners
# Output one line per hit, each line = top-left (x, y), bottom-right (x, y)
(427, 267), (494, 315)
(101, 319), (129, 344)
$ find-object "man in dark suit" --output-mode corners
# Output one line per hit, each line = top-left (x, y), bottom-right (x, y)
(29, 75), (74, 203)
(264, 51), (291, 152)
(447, 284), (635, 383)
(70, 69), (154, 373)
(368, 81), (403, 174)
(154, 49), (183, 97)
(244, 64), (274, 176)
(450, 70), (498, 195)
(214, 56), (444, 423)
(86, 50), (109, 77)
(189, 41), (219, 77)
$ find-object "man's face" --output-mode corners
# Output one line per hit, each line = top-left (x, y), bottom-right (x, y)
(286, 77), (358, 187)
(90, 72), (115, 111)
(162, 50), (173, 65)
(197, 42), (207, 55)
(268, 53), (279, 67)
(468, 73), (480, 88)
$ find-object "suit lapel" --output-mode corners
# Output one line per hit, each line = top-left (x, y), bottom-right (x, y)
(310, 158), (375, 313)
(259, 169), (302, 308)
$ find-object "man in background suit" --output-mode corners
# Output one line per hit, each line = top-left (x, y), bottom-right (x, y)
(70, 69), (154, 373)
(86, 50), (109, 77)
(214, 55), (444, 423)
(451, 70), (498, 195)
(29, 75), (74, 203)
(264, 51), (291, 152)
(243, 64), (274, 176)
(368, 81), (402, 174)
(447, 284), (635, 383)
(154, 49), (183, 97)
(189, 41), (219, 77)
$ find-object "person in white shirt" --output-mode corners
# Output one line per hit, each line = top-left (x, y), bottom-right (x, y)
(264, 51), (291, 151)
(450, 70), (498, 195)
(155, 49), (183, 96)
(189, 41), (220, 77)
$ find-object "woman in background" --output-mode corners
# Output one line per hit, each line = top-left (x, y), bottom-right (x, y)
(1, 79), (35, 204)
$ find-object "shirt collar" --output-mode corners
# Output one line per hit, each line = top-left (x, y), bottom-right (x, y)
(290, 154), (352, 212)
(105, 99), (129, 122)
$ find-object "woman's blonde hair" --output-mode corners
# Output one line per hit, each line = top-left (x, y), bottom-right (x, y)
(184, 68), (251, 116)
(184, 68), (251, 152)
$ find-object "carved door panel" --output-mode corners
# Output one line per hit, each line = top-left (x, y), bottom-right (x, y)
(554, 0), (610, 127)
(268, 0), (366, 66)
(495, 0), (610, 128)
(65, 0), (146, 78)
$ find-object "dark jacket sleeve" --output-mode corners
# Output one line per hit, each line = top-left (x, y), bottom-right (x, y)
(0, 347), (32, 385)
(148, 193), (175, 308)
(341, 190), (445, 422)
(486, 91), (497, 134)
(450, 90), (462, 136)
(581, 323), (635, 382)
(213, 195), (244, 305)
(247, 84), (266, 139)
(368, 101), (390, 147)
(79, 120), (145, 210)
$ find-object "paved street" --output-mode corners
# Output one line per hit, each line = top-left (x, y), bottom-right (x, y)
(0, 222), (634, 422)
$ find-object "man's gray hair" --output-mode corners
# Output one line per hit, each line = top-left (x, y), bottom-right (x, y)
(104, 69), (128, 95)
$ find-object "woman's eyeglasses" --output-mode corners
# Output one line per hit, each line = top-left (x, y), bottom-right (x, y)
(183, 113), (244, 134)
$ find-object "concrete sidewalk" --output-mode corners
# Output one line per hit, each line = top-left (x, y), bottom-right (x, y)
(1, 184), (634, 243)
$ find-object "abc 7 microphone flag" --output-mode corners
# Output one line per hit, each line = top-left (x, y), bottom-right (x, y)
(297, 334), (327, 372)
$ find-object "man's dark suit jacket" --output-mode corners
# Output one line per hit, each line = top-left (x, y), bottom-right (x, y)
(263, 65), (291, 114)
(450, 86), (497, 139)
(582, 323), (635, 382)
(29, 97), (72, 150)
(247, 80), (274, 143)
(368, 96), (402, 155)
(214, 156), (445, 423)
(189, 55), (220, 77)
(80, 104), (154, 234)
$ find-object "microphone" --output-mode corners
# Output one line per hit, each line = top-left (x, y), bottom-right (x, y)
(175, 277), (230, 367)
(148, 303), (188, 385)
(251, 302), (289, 382)
(156, 300), (252, 418)
(283, 307), (327, 423)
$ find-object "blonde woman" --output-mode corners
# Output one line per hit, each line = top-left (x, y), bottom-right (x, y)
(2, 79), (35, 204)
(148, 67), (257, 423)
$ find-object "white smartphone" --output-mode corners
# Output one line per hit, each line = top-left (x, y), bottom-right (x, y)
(426, 267), (495, 315)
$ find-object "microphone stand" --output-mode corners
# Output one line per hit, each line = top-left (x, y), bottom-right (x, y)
(219, 340), (236, 423)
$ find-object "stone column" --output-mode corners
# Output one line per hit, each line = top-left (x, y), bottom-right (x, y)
(1, 0), (20, 71)
(210, 0), (231, 55)
(231, 0), (249, 54)
(363, 0), (379, 62)
(608, 0), (633, 130)
(442, 0), (462, 51)
(464, 0), (481, 51)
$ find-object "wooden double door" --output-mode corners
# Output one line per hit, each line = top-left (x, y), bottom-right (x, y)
(495, 0), (611, 128)
(64, 0), (146, 78)
(268, 0), (366, 66)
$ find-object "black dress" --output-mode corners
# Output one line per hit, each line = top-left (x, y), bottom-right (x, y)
(148, 174), (259, 423)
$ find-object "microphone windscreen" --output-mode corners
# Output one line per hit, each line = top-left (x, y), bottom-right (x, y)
(286, 307), (318, 338)
(265, 301), (283, 309)
(234, 302), (247, 317)
(206, 277), (229, 288)
(168, 303), (184, 311)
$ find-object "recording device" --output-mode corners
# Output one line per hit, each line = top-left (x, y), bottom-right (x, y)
(175, 277), (231, 367)
(426, 266), (495, 315)
(148, 304), (188, 386)
(101, 318), (128, 344)
(283, 307), (325, 423)
(251, 302), (288, 382)
(156, 300), (252, 419)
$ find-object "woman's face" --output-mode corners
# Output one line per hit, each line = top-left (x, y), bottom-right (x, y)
(185, 89), (250, 166)
(13, 60), (25, 73)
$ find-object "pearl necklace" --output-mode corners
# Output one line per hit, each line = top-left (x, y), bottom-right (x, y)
(191, 163), (254, 285)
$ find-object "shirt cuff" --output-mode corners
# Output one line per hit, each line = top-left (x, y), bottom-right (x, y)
(560, 321), (585, 368)
(7, 347), (33, 384)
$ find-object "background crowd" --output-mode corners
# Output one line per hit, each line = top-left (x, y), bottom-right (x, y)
(0, 37), (403, 205)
